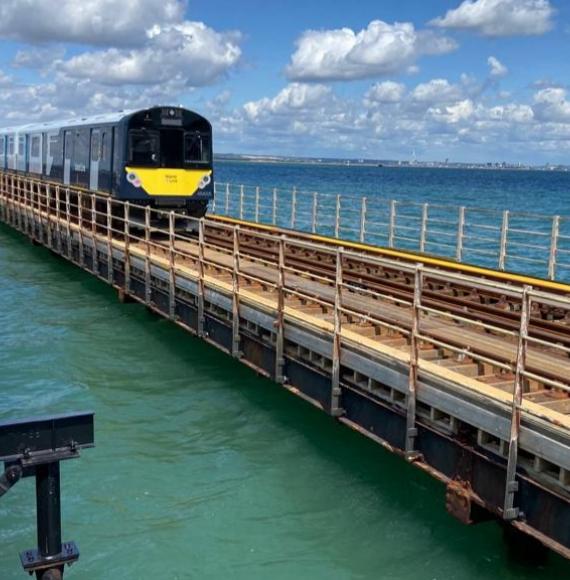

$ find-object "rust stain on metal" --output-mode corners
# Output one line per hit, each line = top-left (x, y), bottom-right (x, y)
(446, 480), (475, 525)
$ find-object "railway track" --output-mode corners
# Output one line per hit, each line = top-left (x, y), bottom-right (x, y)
(200, 217), (570, 349)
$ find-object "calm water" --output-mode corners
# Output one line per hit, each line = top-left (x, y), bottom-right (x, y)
(215, 161), (570, 215)
(1, 164), (570, 579)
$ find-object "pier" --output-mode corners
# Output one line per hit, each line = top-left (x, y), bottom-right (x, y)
(2, 171), (570, 559)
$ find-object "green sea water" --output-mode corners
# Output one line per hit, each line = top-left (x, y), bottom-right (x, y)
(1, 221), (569, 579)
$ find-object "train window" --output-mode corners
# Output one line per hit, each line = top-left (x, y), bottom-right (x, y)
(74, 130), (89, 172)
(0, 136), (4, 154)
(129, 130), (159, 166)
(64, 132), (72, 159)
(101, 132), (107, 161)
(184, 132), (210, 164)
(8, 137), (14, 155)
(18, 136), (24, 156)
(91, 131), (100, 162)
(31, 136), (40, 157)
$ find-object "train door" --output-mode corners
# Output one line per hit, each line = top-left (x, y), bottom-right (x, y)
(63, 130), (72, 185)
(89, 129), (100, 191)
(42, 132), (47, 176)
(98, 128), (112, 193)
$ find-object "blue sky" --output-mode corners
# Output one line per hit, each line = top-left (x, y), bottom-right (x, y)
(0, 0), (569, 163)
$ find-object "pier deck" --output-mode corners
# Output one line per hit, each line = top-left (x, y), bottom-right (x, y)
(2, 171), (570, 559)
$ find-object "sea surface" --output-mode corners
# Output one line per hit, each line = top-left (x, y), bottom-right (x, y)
(1, 164), (570, 579)
(214, 161), (570, 216)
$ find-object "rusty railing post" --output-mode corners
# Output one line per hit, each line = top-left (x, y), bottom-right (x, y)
(55, 186), (62, 254)
(548, 215), (560, 281)
(65, 188), (72, 260)
(290, 187), (297, 230)
(334, 194), (341, 238)
(197, 218), (206, 337)
(211, 182), (217, 214)
(311, 191), (318, 234)
(503, 285), (531, 520)
(255, 186), (260, 223)
(232, 225), (241, 357)
(406, 264), (423, 458)
(124, 202), (131, 294)
(91, 193), (97, 274)
(388, 199), (396, 248)
(456, 206), (465, 262)
(77, 191), (84, 267)
(168, 211), (176, 319)
(330, 247), (344, 417)
(224, 183), (230, 215)
(419, 203), (428, 253)
(106, 198), (113, 284)
(359, 196), (367, 243)
(275, 235), (286, 384)
(499, 209), (509, 271)
(46, 184), (53, 250)
(144, 206), (151, 306)
(272, 187), (278, 226)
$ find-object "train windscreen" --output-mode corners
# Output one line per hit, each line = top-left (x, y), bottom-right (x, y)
(128, 128), (211, 168)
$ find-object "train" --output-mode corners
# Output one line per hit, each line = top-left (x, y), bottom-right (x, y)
(0, 106), (214, 218)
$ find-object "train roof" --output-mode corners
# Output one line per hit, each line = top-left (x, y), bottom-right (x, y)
(0, 110), (136, 136)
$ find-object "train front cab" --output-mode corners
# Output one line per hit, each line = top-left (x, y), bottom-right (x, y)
(120, 107), (213, 218)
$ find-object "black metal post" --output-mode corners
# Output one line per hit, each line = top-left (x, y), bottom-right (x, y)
(35, 462), (62, 562)
(0, 412), (94, 579)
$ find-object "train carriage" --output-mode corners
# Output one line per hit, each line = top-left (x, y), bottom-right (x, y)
(0, 106), (214, 218)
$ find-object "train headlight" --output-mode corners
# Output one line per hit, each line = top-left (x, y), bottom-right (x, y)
(127, 171), (141, 188)
(198, 174), (212, 189)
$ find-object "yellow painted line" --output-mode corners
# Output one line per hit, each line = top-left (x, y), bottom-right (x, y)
(211, 214), (570, 294)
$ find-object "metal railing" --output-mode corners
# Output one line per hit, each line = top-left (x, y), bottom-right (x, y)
(213, 182), (570, 282)
(2, 172), (570, 521)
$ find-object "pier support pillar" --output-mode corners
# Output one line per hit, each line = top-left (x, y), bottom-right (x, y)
(117, 288), (135, 304)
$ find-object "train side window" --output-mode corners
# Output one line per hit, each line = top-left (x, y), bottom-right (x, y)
(91, 131), (100, 162)
(74, 130), (89, 172)
(184, 132), (210, 164)
(128, 130), (159, 166)
(18, 136), (24, 156)
(100, 132), (108, 161)
(8, 137), (14, 155)
(31, 136), (40, 157)
(64, 132), (72, 159)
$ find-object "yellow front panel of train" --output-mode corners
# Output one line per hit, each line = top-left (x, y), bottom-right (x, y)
(125, 167), (212, 196)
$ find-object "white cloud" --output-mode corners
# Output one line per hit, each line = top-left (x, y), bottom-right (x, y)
(428, 99), (475, 124)
(243, 83), (335, 124)
(0, 70), (12, 87)
(286, 20), (456, 82)
(488, 56), (508, 77)
(12, 47), (66, 70)
(365, 81), (406, 104)
(57, 22), (242, 87)
(431, 0), (554, 37)
(533, 88), (570, 122)
(0, 0), (184, 46)
(412, 79), (466, 103)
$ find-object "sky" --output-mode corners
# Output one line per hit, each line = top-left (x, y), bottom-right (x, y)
(0, 0), (569, 164)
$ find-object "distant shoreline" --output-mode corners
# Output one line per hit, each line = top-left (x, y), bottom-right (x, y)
(214, 154), (570, 173)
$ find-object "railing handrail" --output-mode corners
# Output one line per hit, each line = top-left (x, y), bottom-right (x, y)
(212, 180), (570, 282)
